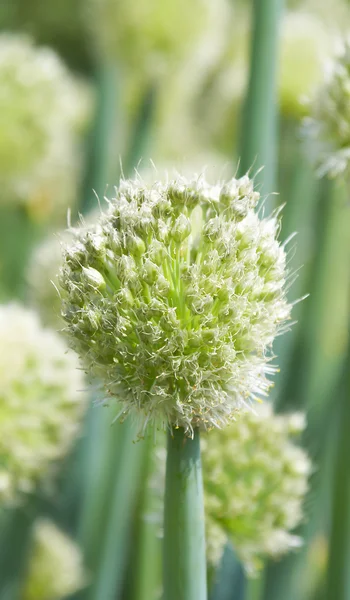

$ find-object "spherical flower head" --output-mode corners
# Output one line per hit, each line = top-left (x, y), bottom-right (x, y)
(202, 404), (312, 574)
(59, 172), (291, 435)
(0, 34), (91, 221)
(21, 519), (86, 600)
(0, 304), (86, 503)
(87, 0), (224, 77)
(303, 38), (350, 178)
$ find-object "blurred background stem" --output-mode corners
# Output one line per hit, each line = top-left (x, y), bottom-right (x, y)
(239, 0), (283, 200)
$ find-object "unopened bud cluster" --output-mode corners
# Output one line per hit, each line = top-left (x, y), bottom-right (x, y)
(202, 404), (311, 573)
(60, 172), (290, 434)
(21, 519), (86, 600)
(0, 304), (85, 502)
(304, 38), (350, 178)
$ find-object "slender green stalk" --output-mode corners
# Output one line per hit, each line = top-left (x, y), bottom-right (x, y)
(130, 437), (162, 600)
(78, 405), (123, 573)
(239, 0), (283, 199)
(80, 61), (120, 213)
(326, 347), (350, 600)
(90, 420), (144, 600)
(124, 84), (157, 176)
(272, 130), (320, 405)
(210, 544), (245, 600)
(163, 428), (207, 600)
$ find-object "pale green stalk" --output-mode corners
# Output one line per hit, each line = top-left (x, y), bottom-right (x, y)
(130, 438), (161, 600)
(210, 545), (245, 600)
(239, 0), (283, 200)
(90, 420), (144, 600)
(163, 428), (207, 600)
(325, 353), (350, 600)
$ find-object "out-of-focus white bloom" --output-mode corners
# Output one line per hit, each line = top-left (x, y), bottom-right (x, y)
(303, 38), (350, 178)
(26, 210), (101, 329)
(59, 171), (291, 435)
(279, 12), (330, 117)
(202, 403), (312, 574)
(0, 34), (92, 221)
(26, 233), (70, 329)
(21, 519), (86, 600)
(0, 304), (86, 503)
(87, 0), (229, 77)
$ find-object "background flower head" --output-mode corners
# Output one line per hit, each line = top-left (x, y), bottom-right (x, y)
(21, 519), (86, 600)
(202, 403), (312, 574)
(0, 304), (86, 503)
(0, 34), (91, 222)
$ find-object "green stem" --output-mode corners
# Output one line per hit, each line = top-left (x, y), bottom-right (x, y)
(210, 544), (246, 600)
(163, 428), (207, 600)
(130, 437), (162, 600)
(124, 84), (157, 176)
(239, 0), (283, 199)
(80, 61), (120, 213)
(325, 350), (350, 600)
(90, 419), (144, 600)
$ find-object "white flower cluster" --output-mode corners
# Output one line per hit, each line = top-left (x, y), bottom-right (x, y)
(26, 233), (70, 329)
(59, 172), (291, 434)
(202, 403), (312, 574)
(27, 210), (101, 329)
(0, 304), (85, 502)
(21, 519), (86, 600)
(0, 34), (90, 221)
(87, 0), (226, 77)
(304, 38), (350, 178)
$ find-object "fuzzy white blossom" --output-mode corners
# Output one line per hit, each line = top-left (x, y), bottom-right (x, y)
(59, 172), (291, 434)
(27, 234), (71, 329)
(304, 38), (350, 178)
(26, 211), (100, 329)
(202, 404), (311, 574)
(21, 519), (86, 600)
(0, 304), (85, 502)
(87, 0), (228, 77)
(0, 34), (91, 221)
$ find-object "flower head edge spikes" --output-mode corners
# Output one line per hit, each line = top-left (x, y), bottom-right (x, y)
(59, 171), (292, 435)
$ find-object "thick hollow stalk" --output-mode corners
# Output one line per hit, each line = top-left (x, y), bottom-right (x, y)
(239, 0), (283, 199)
(163, 428), (207, 600)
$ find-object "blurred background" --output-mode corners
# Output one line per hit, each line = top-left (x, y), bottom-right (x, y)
(0, 0), (349, 599)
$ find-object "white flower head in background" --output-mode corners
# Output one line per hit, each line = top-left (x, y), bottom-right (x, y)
(59, 171), (292, 435)
(21, 519), (86, 600)
(0, 34), (91, 222)
(303, 37), (350, 179)
(202, 403), (312, 574)
(87, 0), (230, 79)
(26, 209), (101, 329)
(0, 304), (86, 503)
